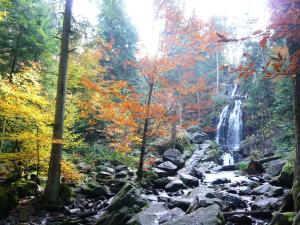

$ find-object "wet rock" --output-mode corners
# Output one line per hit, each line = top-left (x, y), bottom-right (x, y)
(66, 208), (81, 215)
(168, 196), (193, 211)
(115, 165), (128, 173)
(165, 179), (187, 192)
(153, 177), (173, 189)
(227, 215), (252, 225)
(252, 182), (284, 197)
(162, 204), (224, 225)
(266, 160), (286, 177)
(163, 149), (185, 167)
(115, 171), (128, 179)
(159, 207), (185, 224)
(97, 182), (148, 225)
(212, 178), (231, 185)
(96, 171), (114, 180)
(188, 167), (204, 180)
(78, 162), (91, 173)
(271, 171), (293, 189)
(126, 203), (168, 225)
(187, 195), (226, 213)
(206, 192), (223, 199)
(158, 161), (178, 175)
(179, 173), (199, 188)
(153, 168), (168, 178)
(227, 189), (237, 194)
(97, 165), (115, 174)
(222, 194), (247, 209)
(189, 131), (207, 144)
(251, 197), (281, 210)
(238, 187), (252, 196)
(80, 184), (112, 198)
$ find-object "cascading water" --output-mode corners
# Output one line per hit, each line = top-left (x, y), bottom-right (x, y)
(215, 84), (243, 165)
(227, 99), (242, 150)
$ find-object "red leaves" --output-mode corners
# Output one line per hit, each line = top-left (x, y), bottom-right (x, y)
(259, 36), (268, 48)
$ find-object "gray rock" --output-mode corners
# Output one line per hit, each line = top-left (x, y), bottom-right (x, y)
(266, 160), (286, 177)
(165, 179), (187, 192)
(115, 171), (128, 178)
(153, 168), (168, 178)
(186, 125), (202, 134)
(212, 178), (231, 185)
(78, 162), (91, 173)
(189, 131), (207, 144)
(187, 196), (227, 213)
(126, 203), (168, 225)
(158, 161), (178, 175)
(97, 182), (148, 225)
(251, 197), (281, 210)
(168, 196), (193, 211)
(115, 165), (128, 173)
(153, 177), (173, 189)
(179, 173), (199, 188)
(96, 171), (114, 179)
(222, 194), (247, 209)
(163, 149), (185, 167)
(188, 167), (205, 179)
(227, 215), (252, 225)
(252, 182), (284, 197)
(159, 207), (185, 224)
(162, 204), (224, 225)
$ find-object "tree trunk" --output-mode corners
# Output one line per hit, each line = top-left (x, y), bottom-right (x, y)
(170, 120), (177, 149)
(45, 0), (73, 205)
(0, 119), (6, 153)
(286, 27), (300, 210)
(137, 82), (154, 181)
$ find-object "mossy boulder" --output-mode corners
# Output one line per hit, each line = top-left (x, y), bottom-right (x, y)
(12, 180), (38, 198)
(0, 187), (18, 218)
(271, 212), (295, 225)
(97, 182), (148, 225)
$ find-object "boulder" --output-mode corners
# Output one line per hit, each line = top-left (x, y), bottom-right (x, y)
(126, 203), (168, 225)
(165, 179), (187, 192)
(222, 194), (247, 209)
(158, 161), (178, 175)
(153, 168), (168, 178)
(97, 182), (148, 225)
(179, 173), (199, 188)
(168, 196), (193, 211)
(212, 178), (231, 185)
(271, 171), (293, 189)
(163, 149), (185, 167)
(266, 160), (286, 177)
(227, 215), (252, 225)
(270, 212), (295, 225)
(80, 184), (112, 198)
(158, 207), (185, 224)
(115, 165), (128, 173)
(162, 204), (224, 225)
(78, 162), (91, 173)
(186, 125), (202, 134)
(96, 171), (114, 180)
(188, 167), (204, 180)
(12, 180), (38, 198)
(115, 171), (128, 179)
(153, 177), (173, 189)
(251, 197), (281, 210)
(189, 131), (207, 144)
(187, 195), (227, 213)
(252, 182), (284, 197)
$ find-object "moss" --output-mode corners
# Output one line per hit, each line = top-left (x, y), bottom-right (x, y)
(271, 212), (296, 225)
(12, 180), (38, 198)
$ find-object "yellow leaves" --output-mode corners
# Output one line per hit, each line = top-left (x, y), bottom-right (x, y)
(61, 160), (82, 182)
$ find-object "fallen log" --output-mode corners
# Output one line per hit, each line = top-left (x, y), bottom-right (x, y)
(223, 210), (274, 219)
(220, 155), (281, 171)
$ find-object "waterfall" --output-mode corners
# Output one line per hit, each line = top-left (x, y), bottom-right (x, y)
(227, 99), (243, 150)
(215, 83), (243, 165)
(216, 105), (229, 145)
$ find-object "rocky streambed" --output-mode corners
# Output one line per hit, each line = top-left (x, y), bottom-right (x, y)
(0, 137), (292, 225)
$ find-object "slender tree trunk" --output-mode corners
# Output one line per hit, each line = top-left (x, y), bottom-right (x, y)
(171, 120), (177, 149)
(137, 82), (154, 181)
(36, 126), (40, 182)
(45, 0), (73, 205)
(289, 38), (300, 211)
(0, 119), (6, 153)
(216, 51), (219, 94)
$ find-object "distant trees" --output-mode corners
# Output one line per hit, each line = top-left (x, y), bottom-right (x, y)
(98, 0), (138, 84)
(0, 0), (58, 79)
